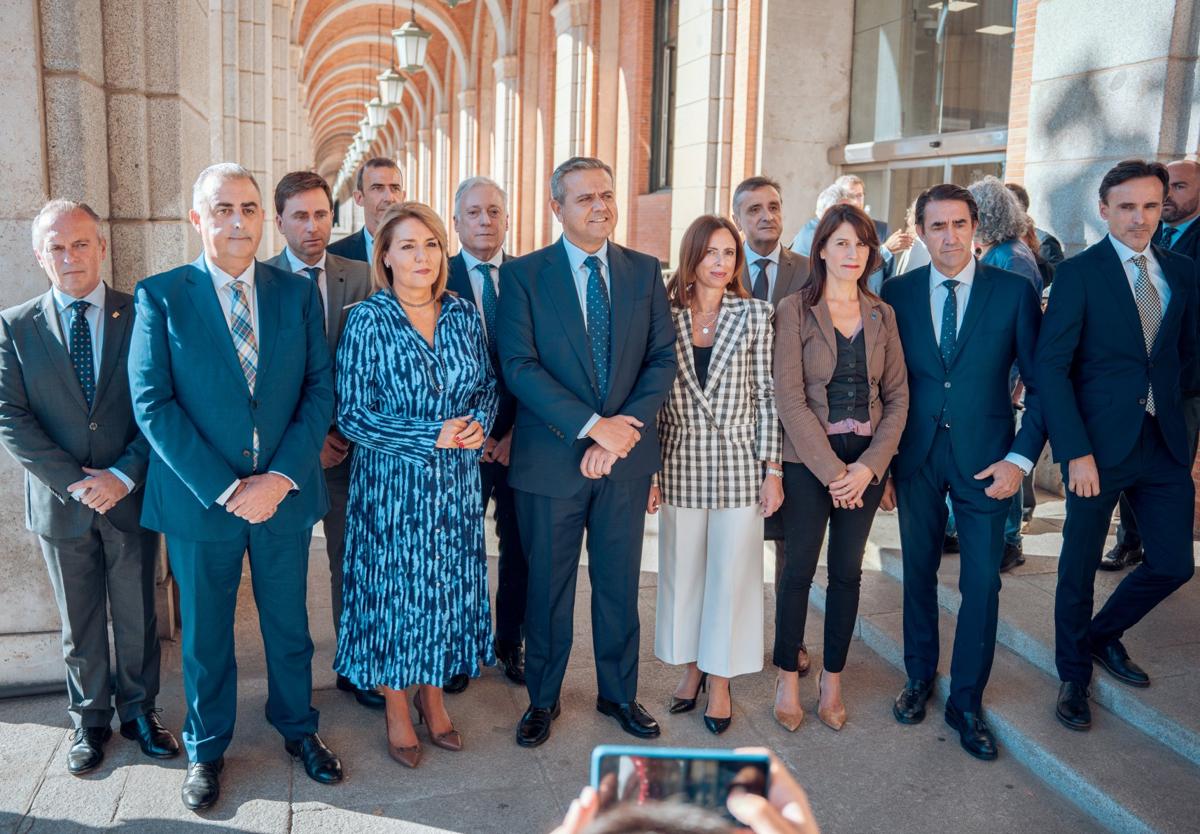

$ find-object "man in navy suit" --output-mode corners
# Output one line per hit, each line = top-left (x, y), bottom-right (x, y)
(497, 157), (676, 747)
(1036, 160), (1197, 732)
(443, 175), (525, 694)
(881, 183), (1045, 761)
(326, 157), (404, 264)
(129, 163), (342, 810)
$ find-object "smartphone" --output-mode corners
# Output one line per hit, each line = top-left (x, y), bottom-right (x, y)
(590, 745), (770, 820)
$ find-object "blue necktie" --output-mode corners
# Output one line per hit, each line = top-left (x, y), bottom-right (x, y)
(1161, 226), (1178, 250)
(302, 266), (326, 318)
(752, 258), (770, 301)
(939, 279), (960, 367)
(477, 262), (498, 355)
(584, 255), (611, 400)
(68, 300), (95, 409)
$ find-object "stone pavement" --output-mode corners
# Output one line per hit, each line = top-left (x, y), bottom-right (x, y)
(3, 494), (1195, 833)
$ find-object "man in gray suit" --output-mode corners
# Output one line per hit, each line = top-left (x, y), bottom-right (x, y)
(0, 200), (177, 774)
(266, 171), (379, 708)
(732, 176), (810, 306)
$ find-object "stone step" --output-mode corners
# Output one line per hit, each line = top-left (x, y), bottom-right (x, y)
(808, 559), (1200, 834)
(874, 546), (1200, 769)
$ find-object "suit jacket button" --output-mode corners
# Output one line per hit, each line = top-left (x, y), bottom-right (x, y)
(243, 449), (252, 458)
(944, 381), (952, 389)
(88, 422), (97, 431)
(1139, 398), (1147, 406)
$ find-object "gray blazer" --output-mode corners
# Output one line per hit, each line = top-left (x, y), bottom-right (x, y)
(0, 287), (149, 537)
(741, 245), (810, 307)
(263, 249), (373, 358)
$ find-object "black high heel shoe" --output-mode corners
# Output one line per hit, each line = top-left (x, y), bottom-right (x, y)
(669, 672), (708, 714)
(703, 681), (732, 735)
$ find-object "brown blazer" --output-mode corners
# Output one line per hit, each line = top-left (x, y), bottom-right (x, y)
(773, 292), (909, 485)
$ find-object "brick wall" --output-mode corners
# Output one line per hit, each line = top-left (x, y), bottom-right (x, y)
(1004, 0), (1038, 184)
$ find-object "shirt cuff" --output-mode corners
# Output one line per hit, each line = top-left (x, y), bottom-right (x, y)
(216, 480), (241, 506)
(108, 467), (136, 493)
(881, 248), (894, 263)
(269, 471), (299, 492)
(1004, 453), (1034, 476)
(578, 413), (602, 440)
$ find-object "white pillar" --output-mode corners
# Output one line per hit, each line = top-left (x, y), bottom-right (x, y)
(456, 88), (478, 184)
(550, 0), (591, 163)
(492, 54), (519, 196)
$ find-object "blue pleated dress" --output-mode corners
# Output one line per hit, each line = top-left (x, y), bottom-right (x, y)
(333, 289), (498, 690)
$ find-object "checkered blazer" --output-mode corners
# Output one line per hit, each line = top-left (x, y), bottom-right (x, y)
(655, 296), (782, 508)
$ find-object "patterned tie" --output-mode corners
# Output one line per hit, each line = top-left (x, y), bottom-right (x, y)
(752, 258), (770, 301)
(1160, 226), (1178, 250)
(68, 300), (95, 409)
(477, 262), (498, 355)
(1131, 255), (1162, 415)
(302, 266), (326, 325)
(939, 279), (960, 367)
(584, 255), (611, 400)
(229, 280), (259, 466)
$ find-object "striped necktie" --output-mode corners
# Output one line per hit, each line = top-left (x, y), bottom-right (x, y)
(1160, 226), (1178, 250)
(229, 280), (259, 466)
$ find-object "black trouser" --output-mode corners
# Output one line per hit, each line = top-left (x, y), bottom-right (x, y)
(481, 459), (527, 647)
(1056, 415), (1195, 683)
(773, 434), (884, 674)
(1115, 394), (1200, 548)
(321, 455), (351, 639)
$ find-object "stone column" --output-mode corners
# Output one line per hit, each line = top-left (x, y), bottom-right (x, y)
(418, 127), (434, 204)
(492, 55), (520, 200)
(435, 112), (452, 218)
(550, 0), (591, 163)
(456, 89), (478, 185)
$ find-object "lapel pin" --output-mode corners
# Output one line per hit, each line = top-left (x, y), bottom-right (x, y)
(112, 311), (120, 318)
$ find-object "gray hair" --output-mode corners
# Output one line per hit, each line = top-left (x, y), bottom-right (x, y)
(192, 162), (261, 213)
(31, 199), (104, 249)
(453, 176), (508, 219)
(549, 157), (614, 204)
(968, 175), (1028, 246)
(835, 174), (864, 190)
(815, 183), (854, 216)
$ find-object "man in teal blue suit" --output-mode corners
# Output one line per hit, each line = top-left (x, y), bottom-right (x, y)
(128, 163), (342, 811)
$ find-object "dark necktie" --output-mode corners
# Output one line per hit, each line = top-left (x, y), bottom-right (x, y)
(68, 300), (95, 409)
(939, 279), (960, 367)
(303, 266), (326, 326)
(477, 262), (498, 354)
(1131, 255), (1162, 415)
(584, 255), (611, 400)
(1160, 226), (1178, 250)
(752, 258), (770, 301)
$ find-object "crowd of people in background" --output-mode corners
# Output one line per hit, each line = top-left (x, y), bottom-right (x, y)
(3, 147), (1199, 826)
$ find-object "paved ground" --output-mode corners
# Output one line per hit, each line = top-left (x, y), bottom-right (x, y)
(2, 493), (1191, 833)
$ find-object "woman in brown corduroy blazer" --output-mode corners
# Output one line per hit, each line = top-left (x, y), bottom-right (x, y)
(771, 204), (909, 732)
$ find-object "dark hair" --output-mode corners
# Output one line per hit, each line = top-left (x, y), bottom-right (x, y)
(274, 171), (332, 216)
(732, 176), (782, 213)
(355, 156), (403, 194)
(668, 214), (749, 307)
(580, 801), (731, 834)
(800, 203), (882, 307)
(915, 183), (979, 228)
(1099, 159), (1169, 203)
(1005, 182), (1031, 211)
(550, 156), (615, 203)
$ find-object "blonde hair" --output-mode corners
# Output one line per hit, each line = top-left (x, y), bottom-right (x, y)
(370, 201), (450, 298)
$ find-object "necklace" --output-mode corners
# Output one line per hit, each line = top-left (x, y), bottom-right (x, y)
(691, 308), (718, 335)
(398, 294), (436, 309)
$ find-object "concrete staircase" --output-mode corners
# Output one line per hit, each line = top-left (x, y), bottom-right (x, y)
(809, 544), (1200, 834)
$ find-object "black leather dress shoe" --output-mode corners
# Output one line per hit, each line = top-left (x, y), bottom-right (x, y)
(944, 702), (998, 761)
(336, 674), (386, 709)
(1000, 542), (1026, 573)
(1091, 640), (1150, 687)
(443, 673), (470, 694)
(516, 702), (560, 748)
(943, 534), (960, 554)
(285, 733), (343, 784)
(1056, 682), (1091, 730)
(495, 642), (526, 685)
(596, 698), (661, 739)
(892, 679), (934, 725)
(1099, 543), (1143, 572)
(120, 710), (180, 759)
(67, 726), (112, 775)
(181, 757), (223, 811)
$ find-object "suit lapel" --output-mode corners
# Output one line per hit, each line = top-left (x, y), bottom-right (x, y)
(323, 256), (347, 351)
(605, 243), (636, 406)
(811, 299), (838, 356)
(1150, 244), (1185, 357)
(673, 309), (713, 418)
(861, 296), (883, 364)
(543, 240), (600, 397)
(254, 263), (280, 386)
(95, 290), (130, 402)
(773, 250), (806, 305)
(948, 263), (993, 366)
(32, 292), (90, 413)
(1097, 240), (1148, 352)
(703, 299), (748, 398)
(907, 267), (943, 368)
(184, 257), (253, 394)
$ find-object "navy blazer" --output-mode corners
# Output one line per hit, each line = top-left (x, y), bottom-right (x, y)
(1035, 236), (1198, 469)
(447, 251), (516, 440)
(881, 262), (1046, 480)
(327, 228), (369, 264)
(1155, 219), (1200, 263)
(128, 256), (334, 541)
(496, 237), (677, 498)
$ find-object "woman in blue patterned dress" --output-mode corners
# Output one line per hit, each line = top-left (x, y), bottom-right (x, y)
(334, 201), (498, 769)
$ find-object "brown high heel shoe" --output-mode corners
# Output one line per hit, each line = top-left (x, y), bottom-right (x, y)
(385, 699), (422, 768)
(414, 689), (463, 751)
(773, 676), (804, 732)
(817, 670), (847, 731)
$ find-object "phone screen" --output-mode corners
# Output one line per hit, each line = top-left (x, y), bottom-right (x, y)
(591, 748), (769, 820)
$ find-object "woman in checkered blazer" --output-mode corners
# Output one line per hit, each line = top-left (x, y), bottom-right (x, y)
(771, 204), (909, 733)
(647, 214), (784, 736)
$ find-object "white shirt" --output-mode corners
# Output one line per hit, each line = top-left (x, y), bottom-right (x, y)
(1108, 233), (1170, 311)
(927, 258), (1033, 475)
(363, 226), (376, 263)
(460, 248), (503, 340)
(284, 247), (328, 314)
(53, 282), (135, 495)
(561, 236), (612, 438)
(743, 242), (781, 302)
